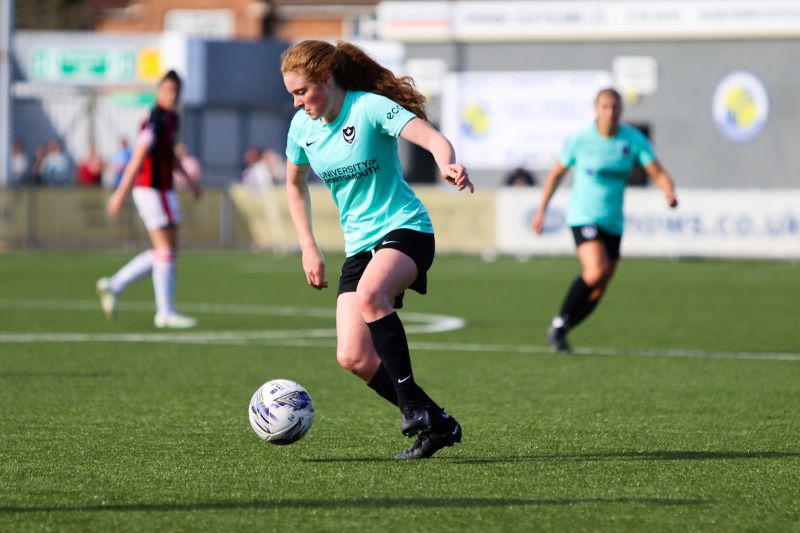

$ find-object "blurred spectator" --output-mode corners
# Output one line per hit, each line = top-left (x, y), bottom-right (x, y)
(243, 148), (285, 190)
(11, 141), (29, 185)
(31, 144), (48, 185)
(264, 149), (286, 185)
(173, 143), (203, 190)
(41, 140), (71, 186)
(504, 166), (537, 187)
(76, 144), (104, 187)
(111, 138), (132, 188)
(241, 146), (262, 182)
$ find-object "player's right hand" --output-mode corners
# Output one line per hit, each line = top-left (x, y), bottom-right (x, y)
(107, 192), (125, 217)
(302, 248), (328, 290)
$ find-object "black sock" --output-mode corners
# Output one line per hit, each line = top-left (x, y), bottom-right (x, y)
(557, 276), (593, 330)
(570, 294), (602, 329)
(366, 364), (398, 406)
(366, 312), (423, 409)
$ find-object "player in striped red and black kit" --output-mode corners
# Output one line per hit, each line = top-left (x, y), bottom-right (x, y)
(97, 70), (201, 329)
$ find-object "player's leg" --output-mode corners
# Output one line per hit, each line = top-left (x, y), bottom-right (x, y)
(97, 187), (160, 320)
(356, 249), (461, 458)
(338, 280), (455, 413)
(548, 232), (615, 352)
(97, 249), (154, 320)
(149, 224), (195, 329)
(357, 248), (460, 440)
(569, 243), (618, 328)
(142, 189), (194, 329)
(570, 240), (616, 322)
(356, 248), (431, 433)
(335, 291), (397, 404)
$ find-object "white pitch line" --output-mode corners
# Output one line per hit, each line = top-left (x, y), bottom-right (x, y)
(0, 299), (796, 362)
(260, 339), (800, 363)
(0, 299), (465, 341)
(0, 299), (463, 327)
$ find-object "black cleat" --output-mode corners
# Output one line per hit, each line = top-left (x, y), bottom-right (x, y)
(547, 325), (572, 353)
(400, 408), (431, 436)
(395, 418), (463, 460)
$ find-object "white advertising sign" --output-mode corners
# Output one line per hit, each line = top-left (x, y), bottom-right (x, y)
(442, 70), (611, 170)
(613, 56), (658, 96)
(379, 1), (800, 42)
(164, 9), (235, 39)
(497, 189), (800, 259)
(405, 58), (448, 97)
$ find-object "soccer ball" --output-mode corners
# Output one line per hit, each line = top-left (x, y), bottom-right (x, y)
(248, 379), (315, 445)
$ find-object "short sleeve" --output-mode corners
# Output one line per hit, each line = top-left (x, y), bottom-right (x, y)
(362, 93), (416, 137)
(285, 114), (310, 166)
(136, 109), (158, 148)
(136, 128), (154, 149)
(632, 130), (656, 167)
(559, 134), (578, 168)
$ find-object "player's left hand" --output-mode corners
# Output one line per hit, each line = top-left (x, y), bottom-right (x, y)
(443, 164), (474, 193)
(666, 192), (678, 208)
(192, 184), (203, 200)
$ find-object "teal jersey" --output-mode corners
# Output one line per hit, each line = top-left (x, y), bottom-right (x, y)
(560, 123), (656, 235)
(286, 91), (433, 255)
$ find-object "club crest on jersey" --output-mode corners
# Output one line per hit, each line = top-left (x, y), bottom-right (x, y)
(342, 125), (356, 144)
(622, 143), (630, 156)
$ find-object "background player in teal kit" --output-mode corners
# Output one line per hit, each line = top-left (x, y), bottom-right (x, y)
(532, 88), (678, 352)
(281, 40), (474, 460)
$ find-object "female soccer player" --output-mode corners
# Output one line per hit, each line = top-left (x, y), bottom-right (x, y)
(281, 40), (474, 460)
(532, 88), (678, 352)
(97, 70), (201, 329)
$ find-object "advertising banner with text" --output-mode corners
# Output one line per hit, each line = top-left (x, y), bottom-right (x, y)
(497, 188), (800, 258)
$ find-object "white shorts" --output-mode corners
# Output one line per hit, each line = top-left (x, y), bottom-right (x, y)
(132, 187), (181, 230)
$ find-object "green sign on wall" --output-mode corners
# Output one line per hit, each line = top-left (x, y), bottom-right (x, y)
(31, 48), (137, 83)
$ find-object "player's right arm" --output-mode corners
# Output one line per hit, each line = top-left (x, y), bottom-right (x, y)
(531, 162), (568, 235)
(106, 141), (149, 217)
(286, 161), (327, 290)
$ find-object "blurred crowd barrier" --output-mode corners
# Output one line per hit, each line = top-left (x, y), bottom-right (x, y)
(1, 186), (797, 259)
(0, 187), (247, 249)
(0, 185), (496, 253)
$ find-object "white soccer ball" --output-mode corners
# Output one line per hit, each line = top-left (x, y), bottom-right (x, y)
(248, 379), (315, 445)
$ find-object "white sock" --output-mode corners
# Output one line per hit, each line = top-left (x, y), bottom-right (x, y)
(152, 250), (176, 317)
(108, 250), (153, 294)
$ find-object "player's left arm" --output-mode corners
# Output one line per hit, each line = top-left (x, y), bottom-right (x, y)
(643, 160), (678, 208)
(174, 155), (202, 200)
(399, 118), (474, 193)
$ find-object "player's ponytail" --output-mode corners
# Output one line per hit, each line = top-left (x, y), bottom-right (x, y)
(281, 40), (428, 122)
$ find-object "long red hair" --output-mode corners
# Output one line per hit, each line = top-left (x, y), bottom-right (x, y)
(281, 40), (428, 122)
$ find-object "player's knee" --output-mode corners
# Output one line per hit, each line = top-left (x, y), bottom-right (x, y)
(355, 284), (389, 316)
(153, 248), (176, 263)
(582, 269), (604, 287)
(336, 347), (369, 375)
(584, 263), (612, 286)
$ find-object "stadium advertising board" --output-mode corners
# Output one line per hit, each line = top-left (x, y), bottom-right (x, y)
(442, 71), (611, 170)
(497, 188), (800, 259)
(378, 1), (800, 42)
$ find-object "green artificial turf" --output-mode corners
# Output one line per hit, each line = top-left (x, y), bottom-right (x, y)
(0, 251), (798, 531)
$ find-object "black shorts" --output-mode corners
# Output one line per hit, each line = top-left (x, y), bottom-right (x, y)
(571, 225), (622, 261)
(337, 228), (435, 309)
